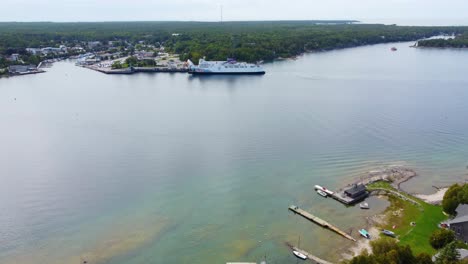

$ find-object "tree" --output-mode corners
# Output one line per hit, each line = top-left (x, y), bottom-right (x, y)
(344, 238), (421, 264)
(125, 56), (138, 66)
(442, 184), (468, 215)
(111, 61), (122, 69)
(415, 253), (434, 264)
(431, 229), (456, 249)
(435, 242), (461, 264)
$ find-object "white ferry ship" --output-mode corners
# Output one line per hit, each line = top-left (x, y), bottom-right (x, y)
(187, 58), (265, 75)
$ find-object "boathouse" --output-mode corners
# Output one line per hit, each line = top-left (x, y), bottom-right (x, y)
(344, 184), (368, 201)
(8, 65), (37, 74)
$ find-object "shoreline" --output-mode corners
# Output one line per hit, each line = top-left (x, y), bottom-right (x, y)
(414, 188), (448, 205)
(336, 165), (451, 260)
(413, 46), (468, 50)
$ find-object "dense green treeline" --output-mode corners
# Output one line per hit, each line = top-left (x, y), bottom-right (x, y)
(1, 21), (468, 64)
(345, 238), (468, 264)
(418, 34), (468, 48)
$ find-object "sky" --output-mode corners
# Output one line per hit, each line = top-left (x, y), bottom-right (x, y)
(2, 0), (468, 25)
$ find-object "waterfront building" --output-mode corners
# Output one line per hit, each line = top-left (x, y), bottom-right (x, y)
(447, 204), (468, 243)
(8, 65), (37, 74)
(343, 184), (368, 201)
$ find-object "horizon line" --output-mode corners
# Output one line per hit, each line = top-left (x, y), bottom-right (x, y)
(0, 19), (361, 23)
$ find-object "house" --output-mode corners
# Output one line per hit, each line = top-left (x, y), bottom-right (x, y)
(135, 51), (155, 60)
(8, 54), (20, 61)
(87, 41), (101, 49)
(8, 65), (36, 74)
(71, 46), (85, 52)
(446, 204), (468, 242)
(344, 184), (368, 199)
(26, 48), (43, 55)
(42, 47), (64, 54)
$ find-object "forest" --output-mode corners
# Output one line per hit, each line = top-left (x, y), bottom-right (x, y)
(417, 33), (468, 48)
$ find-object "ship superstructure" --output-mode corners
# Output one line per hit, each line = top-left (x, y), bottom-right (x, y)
(187, 58), (265, 75)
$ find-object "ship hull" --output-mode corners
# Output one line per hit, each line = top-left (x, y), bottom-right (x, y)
(189, 71), (265, 75)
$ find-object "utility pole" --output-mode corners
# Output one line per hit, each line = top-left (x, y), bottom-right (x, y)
(220, 4), (223, 23)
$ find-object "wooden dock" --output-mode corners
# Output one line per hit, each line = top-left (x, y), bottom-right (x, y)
(330, 192), (356, 205)
(287, 244), (334, 264)
(288, 205), (356, 242)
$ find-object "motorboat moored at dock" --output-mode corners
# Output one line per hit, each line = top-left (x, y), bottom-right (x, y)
(314, 185), (334, 195)
(317, 190), (328, 197)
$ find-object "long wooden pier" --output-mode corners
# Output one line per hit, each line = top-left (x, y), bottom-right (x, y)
(288, 205), (356, 242)
(286, 243), (334, 264)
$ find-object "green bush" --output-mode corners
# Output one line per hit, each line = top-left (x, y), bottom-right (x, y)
(435, 242), (461, 264)
(430, 229), (456, 249)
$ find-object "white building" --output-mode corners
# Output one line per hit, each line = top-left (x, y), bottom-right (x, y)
(8, 54), (20, 61)
(87, 41), (101, 49)
(26, 48), (42, 55)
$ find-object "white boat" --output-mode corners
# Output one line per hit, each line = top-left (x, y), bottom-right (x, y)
(187, 58), (265, 75)
(382, 229), (396, 237)
(293, 250), (307, 260)
(292, 236), (307, 260)
(359, 202), (369, 209)
(317, 190), (328, 197)
(314, 185), (334, 195)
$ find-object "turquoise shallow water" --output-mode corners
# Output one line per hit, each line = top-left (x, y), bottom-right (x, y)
(1, 41), (468, 263)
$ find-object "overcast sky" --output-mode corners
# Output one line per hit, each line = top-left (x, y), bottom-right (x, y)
(2, 0), (468, 25)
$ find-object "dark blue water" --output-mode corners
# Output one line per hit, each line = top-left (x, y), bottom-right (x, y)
(1, 41), (468, 263)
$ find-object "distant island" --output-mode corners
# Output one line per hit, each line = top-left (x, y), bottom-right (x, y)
(1, 21), (468, 76)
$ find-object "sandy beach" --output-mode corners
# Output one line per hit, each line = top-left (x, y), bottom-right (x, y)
(414, 188), (448, 205)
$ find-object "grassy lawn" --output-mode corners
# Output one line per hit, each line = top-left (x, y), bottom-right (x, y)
(367, 181), (447, 255)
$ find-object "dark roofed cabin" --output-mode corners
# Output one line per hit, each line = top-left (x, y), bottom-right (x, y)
(344, 184), (367, 198)
(447, 204), (468, 243)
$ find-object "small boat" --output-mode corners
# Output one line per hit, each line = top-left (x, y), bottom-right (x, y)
(314, 185), (334, 195)
(293, 250), (308, 260)
(317, 190), (328, 197)
(382, 229), (396, 237)
(292, 236), (308, 260)
(359, 202), (369, 209)
(391, 47), (398, 51)
(359, 229), (371, 239)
